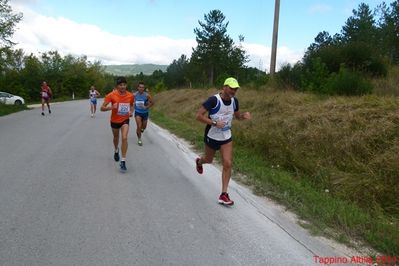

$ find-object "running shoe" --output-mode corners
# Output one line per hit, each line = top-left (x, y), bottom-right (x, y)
(48, 109), (51, 114)
(120, 161), (127, 172)
(218, 193), (234, 206)
(41, 112), (45, 116)
(138, 139), (143, 146)
(114, 151), (120, 162)
(195, 158), (203, 174)
(141, 128), (145, 133)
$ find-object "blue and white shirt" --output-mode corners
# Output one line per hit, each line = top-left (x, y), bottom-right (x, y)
(134, 91), (150, 113)
(202, 93), (239, 141)
(89, 90), (98, 103)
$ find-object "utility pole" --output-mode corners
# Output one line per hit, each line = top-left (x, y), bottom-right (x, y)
(270, 0), (280, 76)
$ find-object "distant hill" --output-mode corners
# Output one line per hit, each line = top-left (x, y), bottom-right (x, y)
(104, 64), (168, 76)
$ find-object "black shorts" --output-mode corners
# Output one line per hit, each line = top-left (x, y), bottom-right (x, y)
(110, 119), (130, 129)
(135, 112), (149, 120)
(204, 136), (232, 150)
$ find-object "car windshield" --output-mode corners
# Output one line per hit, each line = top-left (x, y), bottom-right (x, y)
(0, 92), (11, 97)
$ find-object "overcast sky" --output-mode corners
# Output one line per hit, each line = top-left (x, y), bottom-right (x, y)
(10, 0), (384, 71)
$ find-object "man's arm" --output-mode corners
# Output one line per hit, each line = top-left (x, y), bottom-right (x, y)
(234, 111), (251, 120)
(196, 106), (224, 128)
(101, 99), (112, 112)
(146, 95), (154, 109)
(129, 95), (134, 117)
(195, 106), (210, 124)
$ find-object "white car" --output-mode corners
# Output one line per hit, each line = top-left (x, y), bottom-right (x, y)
(0, 91), (25, 105)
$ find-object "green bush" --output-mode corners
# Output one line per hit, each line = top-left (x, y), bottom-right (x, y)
(276, 63), (303, 90)
(151, 81), (167, 94)
(302, 58), (330, 93)
(324, 66), (373, 95)
(304, 45), (342, 73)
(252, 73), (269, 87)
(340, 42), (387, 77)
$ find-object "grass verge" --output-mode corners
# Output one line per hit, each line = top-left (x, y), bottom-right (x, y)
(150, 90), (399, 257)
(0, 104), (29, 117)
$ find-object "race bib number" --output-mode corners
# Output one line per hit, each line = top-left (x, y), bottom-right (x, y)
(222, 125), (231, 131)
(220, 115), (232, 131)
(117, 103), (130, 115)
(42, 91), (48, 98)
(135, 100), (145, 108)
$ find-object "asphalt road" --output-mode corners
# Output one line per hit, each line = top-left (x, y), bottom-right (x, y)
(0, 100), (356, 265)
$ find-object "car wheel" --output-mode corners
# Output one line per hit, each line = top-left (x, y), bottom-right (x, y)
(14, 100), (22, 105)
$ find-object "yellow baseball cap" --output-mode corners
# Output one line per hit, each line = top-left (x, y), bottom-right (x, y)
(223, 77), (240, 89)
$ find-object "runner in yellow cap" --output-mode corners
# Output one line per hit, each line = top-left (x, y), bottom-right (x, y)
(195, 77), (251, 205)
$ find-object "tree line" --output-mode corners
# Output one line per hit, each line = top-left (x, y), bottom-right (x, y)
(2, 0), (399, 102)
(0, 1), (264, 102)
(277, 1), (399, 95)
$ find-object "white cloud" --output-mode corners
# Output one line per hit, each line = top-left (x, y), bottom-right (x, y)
(242, 43), (303, 72)
(11, 0), (37, 5)
(11, 3), (304, 70)
(308, 4), (333, 14)
(12, 8), (196, 65)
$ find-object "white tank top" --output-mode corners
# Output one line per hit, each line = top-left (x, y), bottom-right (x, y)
(89, 90), (97, 99)
(207, 94), (235, 141)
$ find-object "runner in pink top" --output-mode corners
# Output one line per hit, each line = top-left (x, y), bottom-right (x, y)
(40, 81), (52, 116)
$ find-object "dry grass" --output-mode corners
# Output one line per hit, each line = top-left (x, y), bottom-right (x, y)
(154, 88), (399, 218)
(372, 66), (399, 96)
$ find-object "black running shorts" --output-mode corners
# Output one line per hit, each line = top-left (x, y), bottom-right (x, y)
(110, 119), (130, 129)
(204, 136), (232, 150)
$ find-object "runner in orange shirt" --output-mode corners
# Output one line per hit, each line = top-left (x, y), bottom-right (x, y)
(101, 76), (134, 172)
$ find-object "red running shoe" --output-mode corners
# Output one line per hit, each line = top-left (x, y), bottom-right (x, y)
(195, 158), (203, 174)
(218, 193), (234, 206)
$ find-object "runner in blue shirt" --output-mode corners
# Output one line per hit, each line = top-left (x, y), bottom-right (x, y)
(133, 82), (154, 146)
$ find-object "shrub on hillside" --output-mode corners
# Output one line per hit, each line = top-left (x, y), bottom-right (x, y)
(250, 74), (269, 88)
(301, 58), (331, 94)
(152, 81), (167, 94)
(304, 45), (342, 73)
(372, 66), (399, 96)
(340, 42), (387, 77)
(276, 63), (303, 90)
(277, 58), (374, 96)
(324, 67), (373, 95)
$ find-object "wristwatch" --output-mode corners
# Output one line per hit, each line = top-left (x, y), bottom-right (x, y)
(212, 120), (217, 126)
